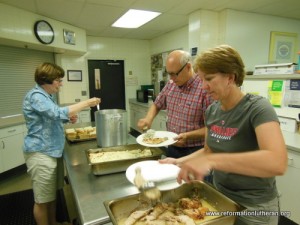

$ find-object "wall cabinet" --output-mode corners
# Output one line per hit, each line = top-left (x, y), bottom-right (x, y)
(0, 124), (26, 173)
(129, 101), (167, 133)
(78, 110), (91, 123)
(276, 149), (300, 224)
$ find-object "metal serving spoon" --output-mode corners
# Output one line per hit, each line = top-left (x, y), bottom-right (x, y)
(134, 167), (161, 200)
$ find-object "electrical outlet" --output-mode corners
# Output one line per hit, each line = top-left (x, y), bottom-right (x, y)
(75, 99), (80, 102)
(81, 91), (87, 96)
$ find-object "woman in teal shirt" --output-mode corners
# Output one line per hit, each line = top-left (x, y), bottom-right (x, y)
(23, 62), (100, 225)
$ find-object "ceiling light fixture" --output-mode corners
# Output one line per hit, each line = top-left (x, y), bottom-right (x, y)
(112, 9), (161, 28)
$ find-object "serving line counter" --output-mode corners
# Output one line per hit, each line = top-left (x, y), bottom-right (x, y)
(63, 122), (148, 225)
(63, 122), (300, 225)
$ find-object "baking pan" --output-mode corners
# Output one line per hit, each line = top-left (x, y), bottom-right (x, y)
(85, 144), (164, 175)
(66, 136), (96, 143)
(104, 181), (246, 225)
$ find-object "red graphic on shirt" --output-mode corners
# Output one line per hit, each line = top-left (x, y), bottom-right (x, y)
(210, 124), (238, 140)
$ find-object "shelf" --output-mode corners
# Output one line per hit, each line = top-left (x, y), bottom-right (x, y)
(246, 74), (300, 80)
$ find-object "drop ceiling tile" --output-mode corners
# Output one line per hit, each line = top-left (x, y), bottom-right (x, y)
(76, 4), (124, 29)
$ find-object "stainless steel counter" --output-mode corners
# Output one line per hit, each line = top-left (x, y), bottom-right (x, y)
(63, 122), (300, 225)
(63, 123), (140, 225)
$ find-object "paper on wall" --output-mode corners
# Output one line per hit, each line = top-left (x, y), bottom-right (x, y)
(268, 80), (284, 107)
(283, 79), (300, 108)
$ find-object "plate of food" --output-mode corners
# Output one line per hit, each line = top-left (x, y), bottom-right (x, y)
(126, 160), (180, 190)
(136, 130), (178, 147)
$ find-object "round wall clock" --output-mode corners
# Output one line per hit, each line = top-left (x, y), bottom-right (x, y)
(34, 20), (55, 44)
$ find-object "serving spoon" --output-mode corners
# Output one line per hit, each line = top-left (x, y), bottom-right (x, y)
(134, 167), (161, 200)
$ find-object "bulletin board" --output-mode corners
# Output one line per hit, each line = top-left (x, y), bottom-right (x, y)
(150, 49), (180, 85)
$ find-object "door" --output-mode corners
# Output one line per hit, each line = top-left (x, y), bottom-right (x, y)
(88, 60), (126, 121)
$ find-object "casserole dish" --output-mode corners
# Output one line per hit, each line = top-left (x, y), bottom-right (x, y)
(104, 181), (246, 225)
(85, 144), (164, 175)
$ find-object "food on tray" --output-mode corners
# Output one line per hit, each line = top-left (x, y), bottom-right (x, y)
(122, 196), (218, 225)
(75, 127), (85, 133)
(89, 130), (97, 138)
(65, 128), (77, 139)
(142, 129), (168, 145)
(65, 126), (96, 140)
(88, 148), (152, 163)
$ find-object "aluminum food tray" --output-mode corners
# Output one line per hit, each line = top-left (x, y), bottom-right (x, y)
(104, 181), (246, 225)
(85, 144), (164, 175)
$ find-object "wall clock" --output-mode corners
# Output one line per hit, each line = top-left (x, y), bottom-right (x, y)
(34, 20), (54, 44)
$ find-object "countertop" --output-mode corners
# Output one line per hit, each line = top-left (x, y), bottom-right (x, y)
(63, 122), (141, 225)
(129, 98), (166, 113)
(1, 113), (300, 152)
(0, 114), (25, 129)
(0, 103), (89, 129)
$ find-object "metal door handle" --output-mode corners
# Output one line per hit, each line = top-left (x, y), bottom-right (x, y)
(288, 157), (293, 166)
(8, 129), (16, 133)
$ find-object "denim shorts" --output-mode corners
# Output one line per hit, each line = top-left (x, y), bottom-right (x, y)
(24, 152), (64, 203)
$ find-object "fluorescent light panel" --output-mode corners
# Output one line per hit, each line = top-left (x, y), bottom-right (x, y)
(112, 9), (161, 28)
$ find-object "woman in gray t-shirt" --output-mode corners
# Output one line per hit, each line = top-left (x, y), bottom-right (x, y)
(160, 45), (287, 225)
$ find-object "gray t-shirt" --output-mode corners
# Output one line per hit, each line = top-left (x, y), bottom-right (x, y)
(205, 93), (279, 205)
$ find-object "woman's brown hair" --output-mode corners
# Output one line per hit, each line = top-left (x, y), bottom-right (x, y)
(35, 62), (65, 85)
(194, 45), (245, 87)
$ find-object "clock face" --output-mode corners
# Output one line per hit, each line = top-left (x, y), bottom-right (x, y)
(34, 20), (54, 44)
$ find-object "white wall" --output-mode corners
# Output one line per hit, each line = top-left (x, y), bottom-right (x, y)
(223, 9), (300, 72)
(0, 3), (87, 55)
(150, 26), (189, 54)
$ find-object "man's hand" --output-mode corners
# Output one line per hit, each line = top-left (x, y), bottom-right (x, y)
(173, 133), (187, 147)
(137, 118), (151, 132)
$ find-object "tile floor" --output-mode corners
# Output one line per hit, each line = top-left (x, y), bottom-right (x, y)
(0, 166), (79, 224)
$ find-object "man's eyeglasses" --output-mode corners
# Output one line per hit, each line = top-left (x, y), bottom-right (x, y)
(168, 62), (188, 77)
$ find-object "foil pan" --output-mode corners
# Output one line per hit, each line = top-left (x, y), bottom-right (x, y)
(104, 181), (246, 225)
(85, 144), (164, 175)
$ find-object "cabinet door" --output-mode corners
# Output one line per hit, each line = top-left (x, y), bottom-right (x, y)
(151, 113), (166, 131)
(0, 133), (25, 173)
(276, 150), (300, 224)
(79, 110), (91, 123)
(130, 105), (137, 130)
(130, 104), (148, 132)
(135, 107), (148, 131)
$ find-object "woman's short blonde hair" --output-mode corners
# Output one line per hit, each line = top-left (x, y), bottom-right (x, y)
(194, 45), (245, 87)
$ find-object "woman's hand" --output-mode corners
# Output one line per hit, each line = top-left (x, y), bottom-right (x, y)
(69, 114), (78, 124)
(177, 156), (212, 184)
(159, 157), (177, 165)
(87, 97), (101, 107)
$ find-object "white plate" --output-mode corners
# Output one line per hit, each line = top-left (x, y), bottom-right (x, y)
(136, 131), (178, 147)
(126, 160), (181, 190)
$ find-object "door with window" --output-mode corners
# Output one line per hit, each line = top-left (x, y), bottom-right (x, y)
(88, 60), (126, 121)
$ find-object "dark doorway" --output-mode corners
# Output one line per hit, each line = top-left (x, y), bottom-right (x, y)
(88, 60), (126, 121)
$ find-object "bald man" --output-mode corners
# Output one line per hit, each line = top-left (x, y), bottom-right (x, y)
(138, 50), (214, 158)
